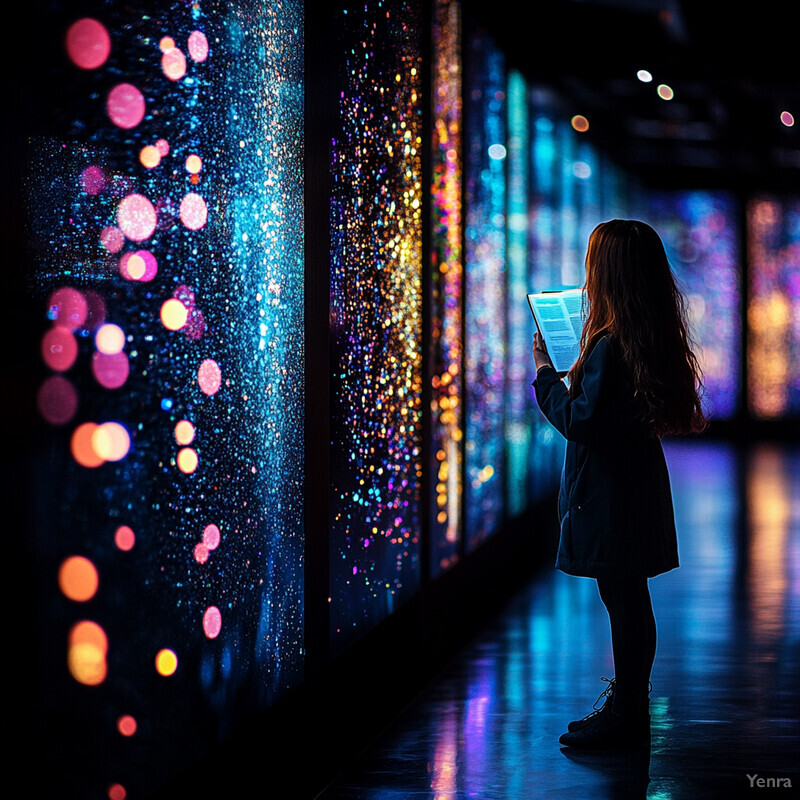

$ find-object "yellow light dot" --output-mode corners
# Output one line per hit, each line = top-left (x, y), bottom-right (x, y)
(159, 36), (175, 53)
(177, 447), (198, 473)
(68, 621), (108, 686)
(174, 419), (195, 445)
(155, 648), (178, 676)
(185, 154), (202, 174)
(95, 323), (125, 355)
(160, 298), (189, 330)
(126, 253), (146, 280)
(92, 422), (130, 462)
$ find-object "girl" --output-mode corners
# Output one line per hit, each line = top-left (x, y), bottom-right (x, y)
(532, 219), (706, 749)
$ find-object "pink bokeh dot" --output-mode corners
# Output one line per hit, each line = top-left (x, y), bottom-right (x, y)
(42, 327), (78, 372)
(197, 359), (222, 395)
(80, 165), (106, 195)
(193, 542), (209, 564)
(107, 83), (145, 129)
(101, 226), (124, 253)
(84, 291), (107, 330)
(118, 194), (157, 242)
(156, 138), (170, 156)
(115, 525), (135, 551)
(92, 351), (130, 389)
(203, 606), (222, 639)
(49, 287), (88, 330)
(136, 250), (158, 281)
(203, 524), (220, 550)
(179, 193), (208, 230)
(66, 18), (111, 70)
(37, 375), (78, 425)
(188, 31), (209, 62)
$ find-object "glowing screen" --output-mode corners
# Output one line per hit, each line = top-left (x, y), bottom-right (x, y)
(747, 195), (800, 418)
(329, 0), (424, 650)
(639, 191), (741, 419)
(430, 0), (464, 574)
(27, 3), (304, 797)
(464, 28), (506, 551)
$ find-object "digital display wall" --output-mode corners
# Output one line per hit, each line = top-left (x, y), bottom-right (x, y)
(27, 2), (304, 797)
(430, 0), (464, 575)
(525, 88), (633, 504)
(22, 3), (796, 798)
(747, 195), (800, 418)
(329, 0), (424, 650)
(464, 28), (507, 551)
(639, 191), (741, 420)
(505, 69), (532, 519)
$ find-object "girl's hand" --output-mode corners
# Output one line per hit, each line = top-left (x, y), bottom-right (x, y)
(533, 333), (553, 372)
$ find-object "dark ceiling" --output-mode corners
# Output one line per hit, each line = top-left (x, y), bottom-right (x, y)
(466, 0), (800, 193)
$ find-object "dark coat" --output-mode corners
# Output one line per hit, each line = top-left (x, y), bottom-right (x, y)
(533, 335), (679, 579)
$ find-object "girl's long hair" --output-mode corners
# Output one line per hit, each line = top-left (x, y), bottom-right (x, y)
(568, 219), (707, 436)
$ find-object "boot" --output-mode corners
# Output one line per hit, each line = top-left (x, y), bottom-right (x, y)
(567, 677), (615, 732)
(560, 697), (650, 750)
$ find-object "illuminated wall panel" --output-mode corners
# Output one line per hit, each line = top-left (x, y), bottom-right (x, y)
(329, 1), (423, 649)
(464, 29), (506, 550)
(430, 0), (464, 575)
(505, 69), (532, 517)
(527, 92), (580, 502)
(747, 196), (800, 418)
(27, 3), (304, 797)
(640, 191), (741, 419)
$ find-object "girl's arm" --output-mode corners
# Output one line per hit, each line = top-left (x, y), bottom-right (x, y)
(533, 336), (611, 444)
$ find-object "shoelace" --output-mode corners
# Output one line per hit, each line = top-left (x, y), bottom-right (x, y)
(577, 677), (654, 723)
(575, 676), (616, 723)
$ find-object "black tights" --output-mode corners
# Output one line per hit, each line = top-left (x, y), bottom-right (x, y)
(597, 577), (656, 717)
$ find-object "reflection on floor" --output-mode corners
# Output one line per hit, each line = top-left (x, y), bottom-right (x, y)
(315, 441), (800, 799)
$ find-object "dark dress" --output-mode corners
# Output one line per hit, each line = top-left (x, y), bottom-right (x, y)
(533, 335), (679, 579)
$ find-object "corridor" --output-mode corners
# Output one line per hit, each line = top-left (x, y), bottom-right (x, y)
(316, 440), (800, 799)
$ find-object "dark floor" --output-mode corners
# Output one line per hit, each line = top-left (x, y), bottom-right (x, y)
(315, 440), (800, 799)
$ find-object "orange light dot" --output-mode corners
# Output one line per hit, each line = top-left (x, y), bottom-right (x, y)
(92, 422), (130, 462)
(159, 37), (175, 53)
(114, 525), (135, 551)
(155, 648), (178, 676)
(571, 115), (589, 132)
(657, 83), (674, 100)
(59, 556), (99, 602)
(177, 447), (198, 473)
(71, 422), (105, 468)
(117, 715), (137, 737)
(174, 419), (195, 445)
(160, 298), (189, 330)
(139, 145), (161, 168)
(162, 47), (187, 81)
(68, 620), (108, 685)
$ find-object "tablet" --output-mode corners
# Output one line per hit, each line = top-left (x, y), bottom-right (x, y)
(527, 288), (585, 374)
